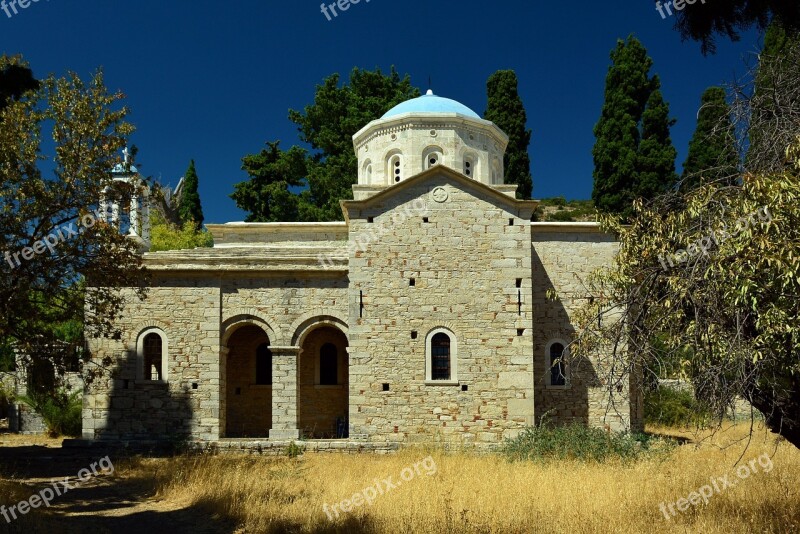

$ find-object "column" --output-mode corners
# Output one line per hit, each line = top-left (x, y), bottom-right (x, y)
(268, 346), (300, 440)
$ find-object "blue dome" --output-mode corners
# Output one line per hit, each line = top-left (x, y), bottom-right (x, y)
(382, 90), (480, 119)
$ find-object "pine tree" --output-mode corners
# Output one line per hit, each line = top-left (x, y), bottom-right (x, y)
(178, 159), (204, 228)
(592, 36), (653, 217)
(682, 87), (738, 189)
(636, 82), (678, 199)
(484, 70), (533, 199)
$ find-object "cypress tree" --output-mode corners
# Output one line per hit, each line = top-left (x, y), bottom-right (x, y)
(593, 36), (677, 218)
(747, 21), (800, 173)
(178, 159), (204, 228)
(682, 87), (738, 188)
(592, 36), (653, 217)
(484, 70), (533, 199)
(637, 82), (678, 199)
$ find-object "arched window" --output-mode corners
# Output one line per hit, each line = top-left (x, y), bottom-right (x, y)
(143, 333), (162, 381)
(137, 328), (168, 382)
(387, 153), (403, 184)
(431, 333), (451, 380)
(362, 159), (373, 184)
(423, 146), (444, 170)
(320, 343), (338, 385)
(463, 154), (477, 178)
(546, 340), (569, 387)
(255, 343), (272, 385)
(425, 328), (458, 384)
(491, 158), (501, 184)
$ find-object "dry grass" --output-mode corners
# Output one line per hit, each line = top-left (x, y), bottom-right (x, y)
(117, 422), (800, 533)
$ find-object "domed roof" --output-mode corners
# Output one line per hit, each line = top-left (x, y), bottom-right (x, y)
(382, 90), (481, 119)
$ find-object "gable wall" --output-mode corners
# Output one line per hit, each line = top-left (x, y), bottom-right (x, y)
(346, 174), (536, 445)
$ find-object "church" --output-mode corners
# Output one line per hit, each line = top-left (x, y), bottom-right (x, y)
(82, 90), (643, 447)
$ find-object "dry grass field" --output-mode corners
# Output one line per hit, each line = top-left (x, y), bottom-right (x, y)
(137, 422), (799, 533)
(1, 422), (798, 533)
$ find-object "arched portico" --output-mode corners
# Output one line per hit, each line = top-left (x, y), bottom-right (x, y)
(297, 325), (349, 438)
(222, 323), (272, 437)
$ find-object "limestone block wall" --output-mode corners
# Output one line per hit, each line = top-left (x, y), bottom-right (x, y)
(346, 174), (536, 445)
(83, 276), (222, 441)
(531, 224), (640, 431)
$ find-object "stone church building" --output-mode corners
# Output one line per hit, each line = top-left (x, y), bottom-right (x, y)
(83, 90), (643, 446)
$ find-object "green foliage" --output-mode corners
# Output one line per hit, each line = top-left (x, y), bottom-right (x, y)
(18, 389), (82, 437)
(549, 210), (578, 222)
(636, 84), (678, 199)
(231, 141), (307, 222)
(484, 70), (533, 198)
(536, 198), (597, 222)
(285, 441), (303, 458)
(674, 0), (800, 54)
(178, 159), (204, 228)
(682, 87), (739, 188)
(645, 387), (711, 428)
(150, 210), (213, 252)
(575, 136), (800, 447)
(502, 423), (670, 463)
(592, 36), (677, 220)
(539, 196), (567, 207)
(235, 67), (419, 222)
(0, 55), (144, 374)
(0, 54), (39, 112)
(0, 340), (15, 372)
(747, 22), (800, 173)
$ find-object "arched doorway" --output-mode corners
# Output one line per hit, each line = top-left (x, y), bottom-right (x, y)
(297, 326), (349, 438)
(224, 324), (272, 437)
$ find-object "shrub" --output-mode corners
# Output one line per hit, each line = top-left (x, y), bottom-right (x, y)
(502, 423), (671, 463)
(644, 386), (711, 428)
(548, 210), (576, 222)
(18, 388), (82, 437)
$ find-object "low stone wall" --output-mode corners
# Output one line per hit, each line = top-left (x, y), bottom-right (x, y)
(8, 403), (46, 434)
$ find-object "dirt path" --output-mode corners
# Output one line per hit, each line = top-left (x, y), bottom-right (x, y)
(0, 434), (238, 533)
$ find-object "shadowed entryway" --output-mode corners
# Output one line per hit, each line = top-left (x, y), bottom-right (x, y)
(297, 326), (349, 438)
(224, 324), (272, 437)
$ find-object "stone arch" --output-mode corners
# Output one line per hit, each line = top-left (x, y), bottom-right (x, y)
(289, 309), (348, 347)
(126, 319), (172, 351)
(293, 314), (350, 439)
(221, 308), (282, 347)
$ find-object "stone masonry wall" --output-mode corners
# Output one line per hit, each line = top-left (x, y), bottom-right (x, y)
(84, 276), (222, 441)
(347, 174), (536, 446)
(531, 226), (639, 431)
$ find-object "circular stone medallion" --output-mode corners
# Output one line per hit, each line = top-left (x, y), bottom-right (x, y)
(431, 186), (449, 203)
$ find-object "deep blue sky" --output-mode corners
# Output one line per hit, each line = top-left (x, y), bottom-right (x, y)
(1, 0), (762, 224)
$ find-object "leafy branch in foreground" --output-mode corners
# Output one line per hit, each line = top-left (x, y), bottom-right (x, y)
(572, 138), (800, 447)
